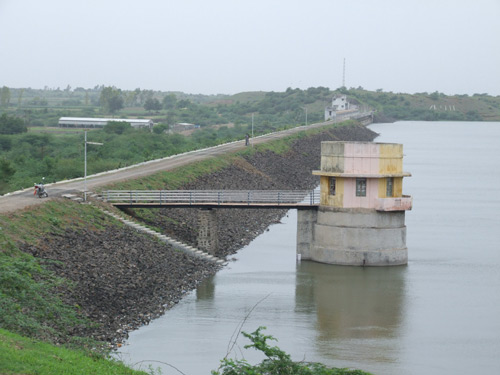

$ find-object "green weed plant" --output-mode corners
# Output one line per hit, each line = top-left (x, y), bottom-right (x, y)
(213, 327), (372, 375)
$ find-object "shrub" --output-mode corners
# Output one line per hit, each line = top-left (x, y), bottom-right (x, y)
(213, 327), (371, 375)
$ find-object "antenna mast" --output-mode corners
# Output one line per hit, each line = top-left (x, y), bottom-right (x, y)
(342, 58), (346, 88)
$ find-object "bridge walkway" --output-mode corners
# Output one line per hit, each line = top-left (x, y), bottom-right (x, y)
(104, 190), (320, 209)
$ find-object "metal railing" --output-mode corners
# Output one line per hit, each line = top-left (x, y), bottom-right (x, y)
(104, 190), (319, 206)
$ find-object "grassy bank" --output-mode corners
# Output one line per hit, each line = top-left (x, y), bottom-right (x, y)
(0, 329), (148, 375)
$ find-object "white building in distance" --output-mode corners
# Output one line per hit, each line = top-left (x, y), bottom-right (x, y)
(58, 117), (153, 129)
(324, 95), (358, 121)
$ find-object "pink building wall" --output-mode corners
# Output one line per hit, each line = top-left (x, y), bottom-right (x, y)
(343, 178), (379, 209)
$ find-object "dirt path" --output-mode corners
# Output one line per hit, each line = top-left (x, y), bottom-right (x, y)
(0, 121), (336, 214)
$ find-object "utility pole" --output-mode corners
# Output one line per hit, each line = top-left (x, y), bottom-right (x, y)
(84, 131), (87, 201)
(84, 131), (103, 202)
(251, 113), (254, 147)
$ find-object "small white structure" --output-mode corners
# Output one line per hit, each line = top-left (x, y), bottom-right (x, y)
(58, 117), (153, 129)
(324, 95), (358, 121)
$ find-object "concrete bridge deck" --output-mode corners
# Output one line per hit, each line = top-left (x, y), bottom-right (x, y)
(104, 190), (320, 209)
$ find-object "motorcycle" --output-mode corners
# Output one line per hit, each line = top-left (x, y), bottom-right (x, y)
(34, 178), (48, 198)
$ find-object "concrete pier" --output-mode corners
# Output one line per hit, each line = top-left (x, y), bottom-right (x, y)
(298, 207), (407, 266)
(197, 208), (219, 256)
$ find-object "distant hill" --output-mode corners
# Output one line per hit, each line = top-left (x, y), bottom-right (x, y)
(1, 86), (498, 127)
(335, 88), (499, 122)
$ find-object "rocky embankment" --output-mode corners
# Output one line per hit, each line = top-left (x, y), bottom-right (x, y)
(21, 226), (220, 345)
(20, 124), (378, 346)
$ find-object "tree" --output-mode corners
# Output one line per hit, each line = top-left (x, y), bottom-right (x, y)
(0, 113), (27, 134)
(107, 95), (124, 114)
(17, 88), (24, 108)
(429, 91), (440, 101)
(138, 89), (154, 105)
(104, 121), (131, 134)
(162, 94), (177, 109)
(0, 135), (12, 151)
(144, 98), (162, 112)
(153, 123), (169, 134)
(176, 99), (192, 109)
(1, 86), (11, 108)
(99, 87), (124, 114)
(0, 158), (15, 192)
(125, 89), (140, 107)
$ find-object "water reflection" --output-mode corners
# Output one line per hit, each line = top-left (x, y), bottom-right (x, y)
(296, 261), (407, 362)
(196, 276), (215, 300)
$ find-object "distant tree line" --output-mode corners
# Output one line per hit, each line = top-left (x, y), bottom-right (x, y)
(2, 84), (496, 129)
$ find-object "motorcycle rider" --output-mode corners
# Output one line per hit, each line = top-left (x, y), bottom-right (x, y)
(34, 177), (48, 198)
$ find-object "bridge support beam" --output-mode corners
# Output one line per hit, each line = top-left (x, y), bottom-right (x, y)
(198, 208), (218, 256)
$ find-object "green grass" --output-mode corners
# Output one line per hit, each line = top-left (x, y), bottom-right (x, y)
(0, 200), (117, 244)
(100, 155), (234, 192)
(0, 329), (148, 375)
(241, 120), (355, 156)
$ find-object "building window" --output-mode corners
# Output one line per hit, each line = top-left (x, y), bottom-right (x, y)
(329, 177), (336, 196)
(356, 178), (367, 197)
(386, 177), (394, 197)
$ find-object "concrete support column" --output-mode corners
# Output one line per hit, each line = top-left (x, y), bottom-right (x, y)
(296, 208), (318, 260)
(198, 208), (218, 256)
(310, 207), (408, 266)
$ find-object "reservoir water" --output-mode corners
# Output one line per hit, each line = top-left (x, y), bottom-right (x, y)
(116, 121), (500, 375)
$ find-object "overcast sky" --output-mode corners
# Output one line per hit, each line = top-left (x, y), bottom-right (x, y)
(1, 0), (499, 95)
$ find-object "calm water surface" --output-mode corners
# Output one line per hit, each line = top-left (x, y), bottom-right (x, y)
(116, 121), (500, 375)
